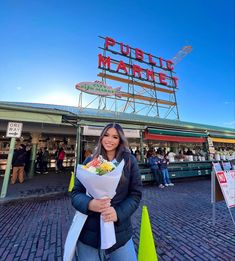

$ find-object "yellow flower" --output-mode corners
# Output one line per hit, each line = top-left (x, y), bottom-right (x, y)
(100, 162), (114, 172)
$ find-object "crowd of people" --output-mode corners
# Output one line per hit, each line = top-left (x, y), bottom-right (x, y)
(11, 140), (207, 188)
(36, 147), (65, 174)
(130, 146), (174, 188)
(10, 144), (66, 184)
(148, 148), (174, 188)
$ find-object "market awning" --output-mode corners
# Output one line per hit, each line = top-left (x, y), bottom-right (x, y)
(144, 132), (206, 143)
(147, 128), (207, 138)
(211, 137), (235, 144)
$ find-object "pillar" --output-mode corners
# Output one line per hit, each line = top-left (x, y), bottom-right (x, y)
(140, 130), (144, 163)
(29, 133), (40, 178)
(1, 137), (16, 198)
(74, 124), (81, 173)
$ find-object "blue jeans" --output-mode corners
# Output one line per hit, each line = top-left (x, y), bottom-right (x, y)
(74, 238), (137, 261)
(161, 168), (171, 185)
(151, 168), (163, 185)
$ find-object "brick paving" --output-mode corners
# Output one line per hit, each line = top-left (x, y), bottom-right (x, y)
(0, 178), (235, 261)
(0, 171), (71, 203)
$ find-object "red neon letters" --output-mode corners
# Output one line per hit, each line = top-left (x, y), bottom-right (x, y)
(98, 54), (110, 69)
(120, 43), (130, 56)
(105, 37), (115, 49)
(100, 37), (179, 88)
(117, 61), (128, 74)
(105, 37), (173, 70)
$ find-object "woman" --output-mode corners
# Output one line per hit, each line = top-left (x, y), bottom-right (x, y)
(149, 151), (164, 188)
(159, 154), (174, 187)
(71, 123), (142, 260)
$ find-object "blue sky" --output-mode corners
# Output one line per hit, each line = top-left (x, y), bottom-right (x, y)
(0, 0), (234, 128)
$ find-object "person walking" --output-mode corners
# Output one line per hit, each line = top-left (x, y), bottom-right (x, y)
(71, 123), (142, 260)
(11, 144), (27, 184)
(149, 151), (164, 188)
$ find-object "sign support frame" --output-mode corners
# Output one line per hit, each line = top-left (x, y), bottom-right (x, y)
(211, 169), (216, 226)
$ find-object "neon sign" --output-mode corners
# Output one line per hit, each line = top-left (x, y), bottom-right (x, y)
(98, 37), (178, 88)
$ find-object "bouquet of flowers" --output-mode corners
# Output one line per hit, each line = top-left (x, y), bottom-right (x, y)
(82, 155), (116, 175)
(64, 156), (124, 261)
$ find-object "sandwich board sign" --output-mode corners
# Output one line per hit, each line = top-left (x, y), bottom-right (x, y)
(215, 169), (235, 208)
(212, 162), (235, 208)
(211, 162), (235, 226)
(6, 122), (23, 138)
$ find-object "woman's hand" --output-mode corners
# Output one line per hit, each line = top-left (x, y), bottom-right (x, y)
(101, 206), (118, 222)
(88, 198), (111, 213)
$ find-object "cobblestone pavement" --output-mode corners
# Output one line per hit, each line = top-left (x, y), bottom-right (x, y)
(0, 178), (235, 261)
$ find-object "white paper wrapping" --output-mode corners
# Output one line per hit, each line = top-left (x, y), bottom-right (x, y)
(63, 211), (87, 261)
(63, 159), (124, 261)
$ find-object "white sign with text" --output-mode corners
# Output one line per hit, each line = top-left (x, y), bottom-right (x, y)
(215, 169), (235, 208)
(6, 122), (23, 138)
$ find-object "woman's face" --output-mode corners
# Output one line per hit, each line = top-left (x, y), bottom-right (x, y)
(101, 127), (120, 153)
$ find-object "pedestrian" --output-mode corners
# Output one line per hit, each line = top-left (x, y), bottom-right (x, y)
(134, 146), (141, 162)
(129, 147), (134, 155)
(71, 123), (142, 260)
(57, 147), (65, 172)
(11, 144), (27, 184)
(167, 149), (176, 162)
(146, 148), (154, 166)
(24, 145), (31, 178)
(84, 148), (92, 159)
(54, 147), (60, 172)
(42, 147), (50, 174)
(159, 154), (174, 187)
(149, 151), (164, 188)
(36, 148), (43, 174)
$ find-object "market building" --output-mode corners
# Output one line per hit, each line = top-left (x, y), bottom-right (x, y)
(0, 101), (234, 177)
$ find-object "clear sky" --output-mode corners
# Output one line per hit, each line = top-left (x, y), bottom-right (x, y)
(0, 0), (234, 128)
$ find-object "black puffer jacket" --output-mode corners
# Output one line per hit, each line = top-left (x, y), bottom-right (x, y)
(71, 152), (142, 253)
(12, 148), (26, 167)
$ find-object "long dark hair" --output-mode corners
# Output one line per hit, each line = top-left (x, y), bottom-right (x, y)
(92, 123), (130, 163)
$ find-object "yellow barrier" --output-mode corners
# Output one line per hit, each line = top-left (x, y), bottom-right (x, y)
(68, 172), (75, 192)
(138, 205), (158, 261)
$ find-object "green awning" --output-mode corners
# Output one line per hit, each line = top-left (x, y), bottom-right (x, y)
(147, 128), (207, 138)
(210, 133), (235, 139)
(0, 109), (62, 124)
